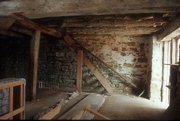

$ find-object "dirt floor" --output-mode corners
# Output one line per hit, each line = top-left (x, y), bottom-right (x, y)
(25, 90), (169, 120)
(25, 89), (71, 119)
(97, 94), (168, 120)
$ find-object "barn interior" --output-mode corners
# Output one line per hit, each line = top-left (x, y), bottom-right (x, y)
(0, 0), (180, 120)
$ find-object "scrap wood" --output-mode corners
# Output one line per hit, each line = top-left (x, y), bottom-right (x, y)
(84, 107), (110, 120)
(70, 109), (86, 120)
(39, 104), (61, 120)
(69, 105), (90, 120)
(69, 105), (110, 120)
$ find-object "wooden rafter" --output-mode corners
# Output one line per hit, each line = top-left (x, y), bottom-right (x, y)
(83, 55), (114, 93)
(0, 18), (16, 30)
(13, 13), (62, 38)
(76, 50), (83, 92)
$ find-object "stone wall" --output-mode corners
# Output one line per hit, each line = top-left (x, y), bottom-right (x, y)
(0, 88), (9, 116)
(0, 33), (152, 97)
(38, 36), (77, 89)
(73, 34), (151, 96)
(0, 15), (153, 97)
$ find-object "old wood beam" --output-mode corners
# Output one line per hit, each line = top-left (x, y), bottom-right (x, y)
(30, 30), (41, 101)
(76, 50), (83, 92)
(84, 107), (110, 120)
(0, 0), (180, 18)
(66, 26), (161, 35)
(10, 25), (34, 36)
(0, 18), (16, 30)
(156, 15), (180, 41)
(63, 34), (76, 47)
(13, 13), (62, 38)
(83, 55), (114, 93)
(62, 20), (167, 28)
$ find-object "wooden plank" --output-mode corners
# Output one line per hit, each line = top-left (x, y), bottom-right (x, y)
(170, 40), (173, 64)
(161, 41), (165, 102)
(84, 108), (110, 120)
(175, 39), (178, 63)
(0, 106), (24, 120)
(70, 105), (90, 120)
(76, 50), (83, 92)
(13, 13), (62, 38)
(20, 84), (24, 119)
(59, 93), (105, 120)
(82, 48), (137, 88)
(0, 80), (24, 89)
(70, 109), (86, 120)
(9, 87), (13, 119)
(83, 55), (114, 93)
(31, 30), (41, 100)
(1, 0), (180, 18)
(63, 35), (76, 47)
(39, 105), (61, 120)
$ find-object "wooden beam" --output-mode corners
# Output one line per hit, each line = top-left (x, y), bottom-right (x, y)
(0, 18), (16, 30)
(62, 19), (167, 28)
(84, 107), (110, 120)
(63, 34), (76, 47)
(82, 48), (137, 89)
(13, 13), (62, 38)
(10, 25), (34, 36)
(66, 26), (161, 35)
(71, 109), (86, 120)
(39, 105), (61, 120)
(83, 55), (114, 93)
(77, 50), (83, 92)
(0, 80), (24, 89)
(0, 106), (24, 120)
(30, 30), (41, 100)
(157, 15), (180, 41)
(0, 0), (180, 18)
(9, 87), (14, 120)
(20, 84), (25, 119)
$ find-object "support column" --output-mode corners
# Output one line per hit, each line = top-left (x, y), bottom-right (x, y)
(150, 35), (163, 102)
(30, 30), (41, 100)
(76, 50), (83, 92)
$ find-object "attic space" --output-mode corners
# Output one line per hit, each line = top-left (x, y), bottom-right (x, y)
(0, 0), (180, 120)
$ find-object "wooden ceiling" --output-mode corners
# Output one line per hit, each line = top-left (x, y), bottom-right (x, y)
(0, 0), (179, 38)
(33, 13), (178, 36)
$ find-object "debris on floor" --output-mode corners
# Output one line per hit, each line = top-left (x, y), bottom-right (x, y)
(33, 91), (80, 119)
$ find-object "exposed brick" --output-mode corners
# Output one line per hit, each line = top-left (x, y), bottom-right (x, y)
(121, 52), (126, 56)
(127, 42), (136, 46)
(138, 58), (148, 63)
(130, 48), (138, 52)
(112, 47), (118, 51)
(122, 47), (127, 51)
(135, 65), (142, 68)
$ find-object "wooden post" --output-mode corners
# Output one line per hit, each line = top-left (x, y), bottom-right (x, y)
(76, 50), (83, 92)
(31, 30), (41, 100)
(20, 84), (24, 119)
(9, 87), (13, 120)
(161, 41), (165, 102)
